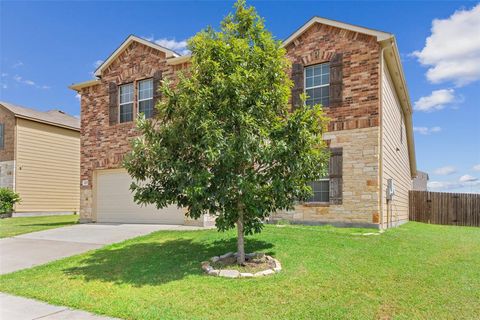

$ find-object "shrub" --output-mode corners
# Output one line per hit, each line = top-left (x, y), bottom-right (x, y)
(0, 188), (21, 214)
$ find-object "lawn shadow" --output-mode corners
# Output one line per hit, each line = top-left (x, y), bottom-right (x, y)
(63, 237), (274, 287)
(20, 222), (77, 227)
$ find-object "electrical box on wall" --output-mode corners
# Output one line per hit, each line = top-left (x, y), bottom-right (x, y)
(386, 178), (395, 200)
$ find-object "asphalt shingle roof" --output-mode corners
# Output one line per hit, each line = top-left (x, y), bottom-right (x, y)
(0, 101), (80, 131)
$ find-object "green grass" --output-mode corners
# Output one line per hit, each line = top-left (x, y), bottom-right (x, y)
(0, 222), (479, 319)
(0, 214), (78, 238)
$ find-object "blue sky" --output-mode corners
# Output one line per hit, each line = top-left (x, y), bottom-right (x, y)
(1, 1), (479, 193)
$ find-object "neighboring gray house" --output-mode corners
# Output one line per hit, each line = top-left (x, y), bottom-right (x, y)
(412, 171), (429, 191)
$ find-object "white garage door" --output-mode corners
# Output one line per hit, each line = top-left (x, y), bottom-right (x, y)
(96, 169), (185, 224)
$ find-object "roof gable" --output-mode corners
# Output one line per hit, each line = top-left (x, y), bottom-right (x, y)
(94, 35), (180, 77)
(282, 16), (392, 48)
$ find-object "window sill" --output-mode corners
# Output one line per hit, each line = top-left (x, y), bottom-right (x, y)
(301, 202), (330, 207)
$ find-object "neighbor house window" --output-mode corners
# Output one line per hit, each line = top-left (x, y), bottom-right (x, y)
(119, 83), (134, 123)
(305, 63), (330, 107)
(138, 79), (154, 119)
(0, 123), (4, 149)
(307, 163), (329, 203)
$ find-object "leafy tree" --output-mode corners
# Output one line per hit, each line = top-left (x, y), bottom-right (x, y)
(124, 0), (329, 264)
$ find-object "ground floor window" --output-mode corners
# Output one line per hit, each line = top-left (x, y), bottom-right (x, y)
(307, 179), (330, 202)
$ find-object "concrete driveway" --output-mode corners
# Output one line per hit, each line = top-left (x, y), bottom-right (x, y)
(0, 223), (204, 275)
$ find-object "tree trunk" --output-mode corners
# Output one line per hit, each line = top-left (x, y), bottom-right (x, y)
(236, 207), (246, 265)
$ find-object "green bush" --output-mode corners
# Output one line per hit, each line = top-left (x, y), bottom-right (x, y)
(0, 188), (21, 214)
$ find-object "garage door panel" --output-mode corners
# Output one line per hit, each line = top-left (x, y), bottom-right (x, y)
(96, 170), (184, 224)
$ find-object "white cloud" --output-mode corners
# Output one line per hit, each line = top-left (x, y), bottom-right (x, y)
(434, 166), (456, 175)
(12, 61), (24, 68)
(75, 93), (81, 101)
(93, 60), (103, 69)
(143, 36), (190, 55)
(459, 174), (478, 183)
(13, 74), (50, 89)
(414, 89), (457, 112)
(413, 126), (441, 135)
(473, 164), (480, 171)
(428, 178), (480, 192)
(412, 4), (480, 86)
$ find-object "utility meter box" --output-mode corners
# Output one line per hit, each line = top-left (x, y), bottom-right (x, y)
(386, 178), (395, 200)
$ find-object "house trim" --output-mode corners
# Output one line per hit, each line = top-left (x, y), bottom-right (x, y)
(94, 35), (180, 78)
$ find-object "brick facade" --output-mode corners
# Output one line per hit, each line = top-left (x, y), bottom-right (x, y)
(79, 41), (190, 222)
(285, 23), (381, 132)
(78, 22), (393, 228)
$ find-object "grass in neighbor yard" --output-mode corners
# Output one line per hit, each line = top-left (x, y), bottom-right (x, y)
(0, 214), (78, 238)
(0, 222), (479, 319)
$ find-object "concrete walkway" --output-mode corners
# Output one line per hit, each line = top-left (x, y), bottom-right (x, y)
(0, 223), (204, 274)
(0, 293), (119, 320)
(0, 223), (208, 319)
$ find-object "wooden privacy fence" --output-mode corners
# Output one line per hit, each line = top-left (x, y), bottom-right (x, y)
(409, 191), (480, 227)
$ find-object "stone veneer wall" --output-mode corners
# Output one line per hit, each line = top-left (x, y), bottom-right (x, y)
(0, 105), (16, 191)
(0, 160), (15, 189)
(272, 127), (380, 228)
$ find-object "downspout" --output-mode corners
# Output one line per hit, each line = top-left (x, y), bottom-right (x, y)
(378, 39), (394, 230)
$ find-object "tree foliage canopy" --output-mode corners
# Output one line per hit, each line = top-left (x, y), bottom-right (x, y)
(124, 0), (329, 239)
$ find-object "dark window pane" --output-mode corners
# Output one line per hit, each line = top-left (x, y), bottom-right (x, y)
(306, 89), (314, 100)
(313, 87), (323, 99)
(321, 74), (329, 85)
(313, 76), (322, 86)
(120, 103), (133, 123)
(321, 86), (329, 97)
(321, 63), (330, 74)
(305, 77), (313, 88)
(119, 84), (134, 104)
(305, 68), (313, 77)
(139, 99), (154, 118)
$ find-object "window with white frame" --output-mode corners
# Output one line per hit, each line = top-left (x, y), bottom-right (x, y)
(307, 163), (330, 203)
(119, 83), (134, 123)
(138, 79), (154, 119)
(305, 63), (330, 107)
(0, 123), (4, 149)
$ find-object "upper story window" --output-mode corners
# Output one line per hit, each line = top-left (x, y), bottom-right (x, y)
(138, 79), (154, 119)
(305, 63), (330, 108)
(0, 123), (4, 149)
(119, 83), (134, 123)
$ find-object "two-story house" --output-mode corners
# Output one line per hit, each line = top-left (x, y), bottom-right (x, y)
(70, 16), (416, 229)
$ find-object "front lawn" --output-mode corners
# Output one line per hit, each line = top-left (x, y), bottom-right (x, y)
(0, 222), (479, 319)
(0, 214), (78, 238)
